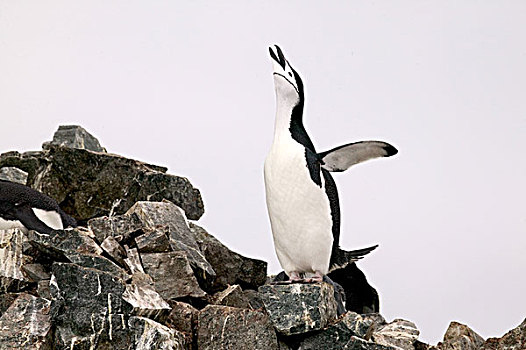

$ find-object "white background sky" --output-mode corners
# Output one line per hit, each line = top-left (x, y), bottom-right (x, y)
(1, 1), (525, 345)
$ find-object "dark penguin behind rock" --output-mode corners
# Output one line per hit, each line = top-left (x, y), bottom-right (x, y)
(0, 179), (77, 235)
(327, 263), (379, 314)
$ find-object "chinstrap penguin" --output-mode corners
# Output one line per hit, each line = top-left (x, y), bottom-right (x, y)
(264, 45), (397, 284)
(0, 179), (77, 235)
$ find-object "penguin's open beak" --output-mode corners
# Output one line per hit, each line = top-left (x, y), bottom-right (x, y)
(269, 45), (286, 70)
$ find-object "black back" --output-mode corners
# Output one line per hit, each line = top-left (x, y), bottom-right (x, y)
(284, 65), (342, 252)
(327, 263), (380, 313)
(0, 179), (77, 231)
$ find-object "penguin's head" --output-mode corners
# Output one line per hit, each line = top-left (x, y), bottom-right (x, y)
(269, 45), (304, 104)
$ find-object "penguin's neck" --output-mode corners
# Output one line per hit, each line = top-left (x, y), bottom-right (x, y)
(272, 96), (302, 144)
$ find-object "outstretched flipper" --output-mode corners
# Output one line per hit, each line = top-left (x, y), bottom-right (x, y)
(319, 141), (398, 172)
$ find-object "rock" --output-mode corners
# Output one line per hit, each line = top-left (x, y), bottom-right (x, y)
(128, 202), (215, 291)
(192, 223), (267, 292)
(43, 125), (106, 153)
(414, 340), (438, 350)
(328, 263), (380, 314)
(438, 321), (485, 350)
(296, 318), (356, 350)
(0, 229), (32, 288)
(64, 252), (130, 281)
(0, 151), (45, 186)
(0, 293), (52, 349)
(166, 301), (199, 335)
(197, 305), (279, 350)
(136, 226), (172, 253)
(341, 312), (387, 340)
(291, 312), (390, 350)
(259, 283), (338, 336)
(37, 280), (52, 299)
(129, 316), (188, 350)
(0, 166), (28, 184)
(244, 289), (265, 310)
(54, 314), (131, 350)
(124, 246), (145, 274)
(0, 293), (20, 317)
(372, 319), (420, 350)
(0, 145), (204, 222)
(481, 318), (526, 350)
(101, 236), (127, 266)
(343, 336), (397, 350)
(26, 227), (102, 260)
(88, 213), (144, 244)
(213, 284), (250, 309)
(50, 262), (132, 349)
(129, 201), (197, 251)
(122, 272), (171, 321)
(141, 251), (207, 300)
(22, 263), (51, 281)
(298, 328), (396, 350)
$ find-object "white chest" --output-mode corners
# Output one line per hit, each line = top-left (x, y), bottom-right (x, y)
(264, 138), (333, 274)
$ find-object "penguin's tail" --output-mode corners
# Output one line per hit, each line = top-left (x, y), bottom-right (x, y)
(329, 245), (379, 273)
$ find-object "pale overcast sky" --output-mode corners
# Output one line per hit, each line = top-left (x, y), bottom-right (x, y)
(1, 1), (525, 344)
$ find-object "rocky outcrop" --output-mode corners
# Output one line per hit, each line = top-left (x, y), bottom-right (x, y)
(0, 126), (204, 223)
(0, 204), (270, 349)
(481, 318), (526, 350)
(0, 125), (523, 349)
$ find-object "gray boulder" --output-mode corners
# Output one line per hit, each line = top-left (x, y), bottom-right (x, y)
(141, 251), (207, 300)
(289, 312), (392, 350)
(88, 213), (144, 244)
(135, 226), (172, 253)
(0, 294), (52, 350)
(128, 202), (215, 291)
(0, 293), (20, 317)
(192, 223), (267, 292)
(0, 229), (32, 292)
(22, 263), (51, 282)
(26, 227), (103, 260)
(372, 319), (420, 350)
(300, 334), (396, 350)
(43, 125), (106, 152)
(213, 284), (250, 309)
(122, 272), (171, 322)
(101, 236), (127, 266)
(65, 252), (130, 281)
(197, 305), (279, 350)
(166, 301), (199, 337)
(341, 312), (387, 340)
(259, 283), (338, 336)
(438, 321), (485, 350)
(50, 262), (133, 349)
(129, 316), (188, 350)
(0, 166), (28, 184)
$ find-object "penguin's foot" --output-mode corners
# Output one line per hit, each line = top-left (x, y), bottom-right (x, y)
(304, 270), (324, 283)
(270, 271), (304, 284)
(289, 271), (304, 282)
